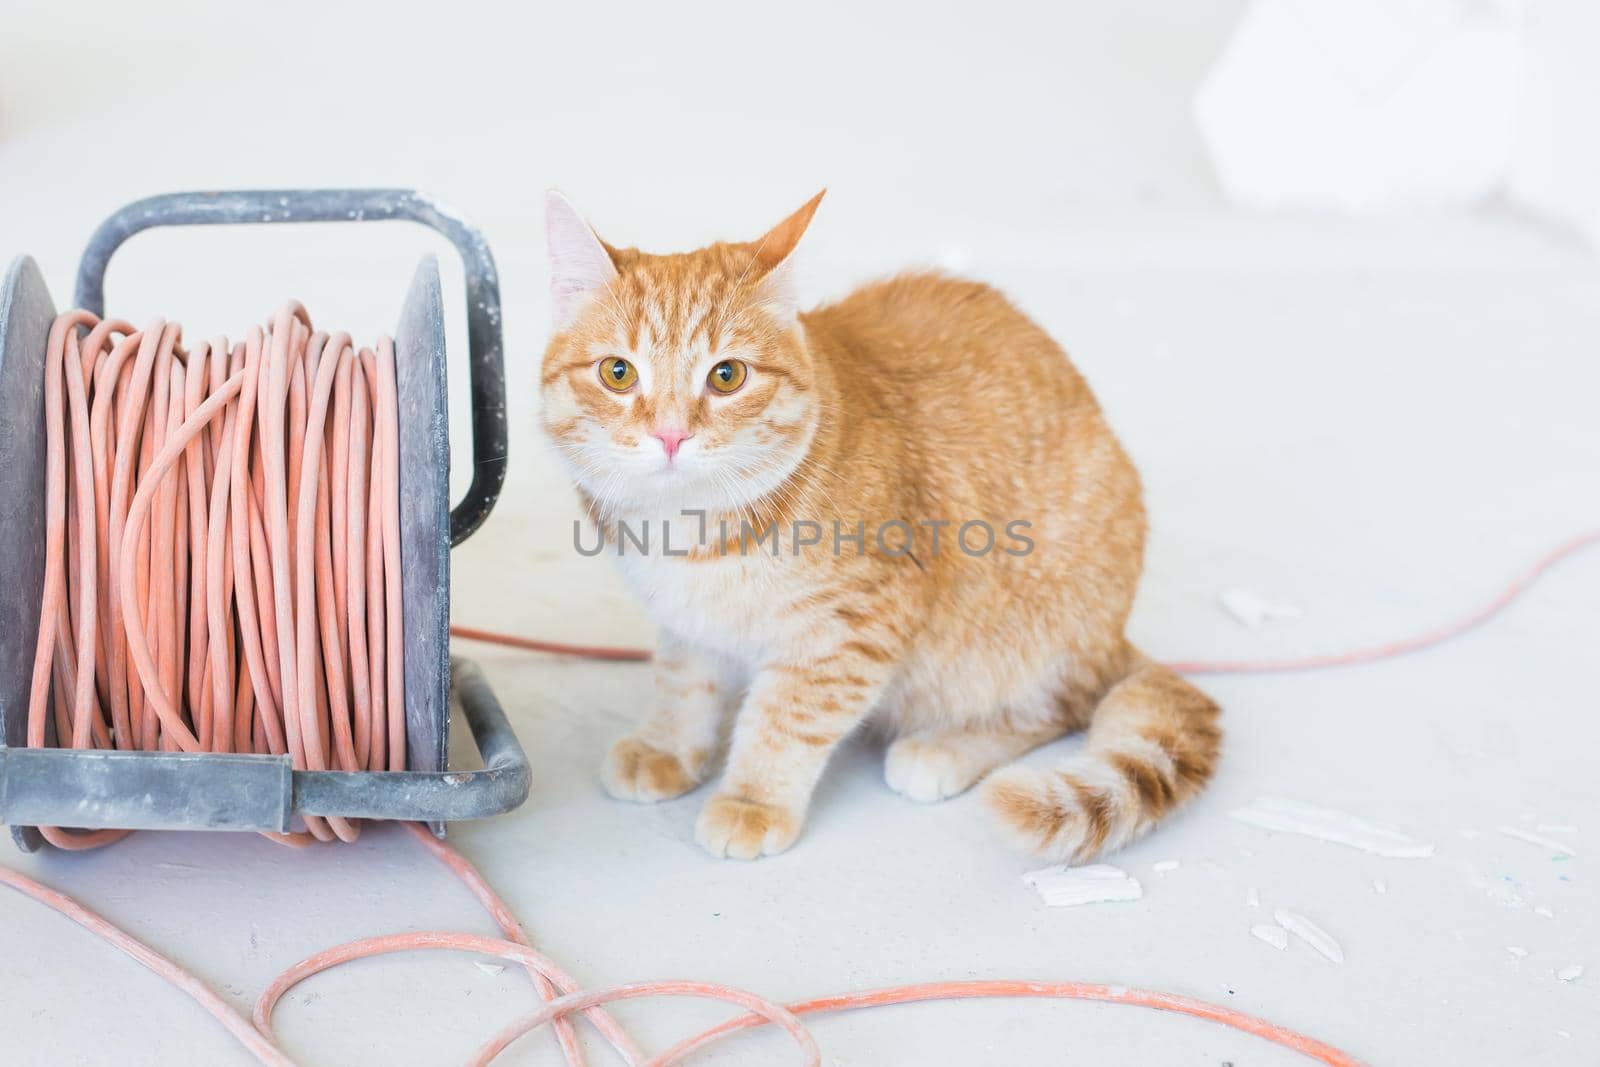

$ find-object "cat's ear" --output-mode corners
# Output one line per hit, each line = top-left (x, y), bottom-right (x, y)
(749, 189), (825, 321)
(546, 190), (619, 331)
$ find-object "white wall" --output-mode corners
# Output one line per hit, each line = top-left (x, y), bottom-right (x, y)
(0, 0), (1247, 254)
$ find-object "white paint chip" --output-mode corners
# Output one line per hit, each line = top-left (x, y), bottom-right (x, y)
(1458, 828), (1480, 840)
(1219, 588), (1304, 629)
(1022, 863), (1143, 907)
(474, 962), (506, 977)
(1232, 797), (1435, 858)
(1152, 860), (1181, 873)
(1557, 964), (1584, 982)
(1468, 868), (1529, 910)
(1536, 824), (1578, 834)
(1246, 886), (1261, 908)
(1373, 879), (1387, 895)
(1251, 923), (1289, 950)
(1506, 946), (1528, 959)
(1499, 826), (1577, 857)
(1534, 906), (1555, 919)
(1274, 909), (1344, 963)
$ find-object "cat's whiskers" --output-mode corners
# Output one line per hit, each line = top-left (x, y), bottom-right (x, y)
(771, 449), (847, 519)
(588, 463), (630, 525)
(591, 287), (634, 339)
(712, 466), (768, 540)
(723, 453), (802, 514)
(711, 233), (777, 338)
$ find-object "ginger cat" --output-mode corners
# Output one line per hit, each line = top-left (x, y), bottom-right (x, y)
(538, 191), (1221, 861)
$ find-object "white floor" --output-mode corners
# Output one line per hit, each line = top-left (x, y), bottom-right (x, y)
(3, 207), (1596, 1066)
(2, 3), (1598, 1064)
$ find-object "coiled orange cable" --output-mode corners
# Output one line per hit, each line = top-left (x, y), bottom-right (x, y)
(24, 304), (404, 847)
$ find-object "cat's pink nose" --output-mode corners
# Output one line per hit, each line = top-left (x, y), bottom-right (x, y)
(651, 428), (692, 462)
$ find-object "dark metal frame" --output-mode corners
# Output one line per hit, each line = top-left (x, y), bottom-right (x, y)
(73, 188), (506, 545)
(0, 191), (527, 851)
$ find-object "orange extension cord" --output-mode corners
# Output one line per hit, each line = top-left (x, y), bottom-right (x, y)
(8, 306), (1598, 1065)
(25, 305), (404, 850)
(450, 530), (1600, 676)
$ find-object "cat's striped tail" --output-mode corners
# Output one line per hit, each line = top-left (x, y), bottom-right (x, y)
(981, 653), (1222, 863)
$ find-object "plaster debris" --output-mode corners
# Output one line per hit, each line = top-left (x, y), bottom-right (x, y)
(1498, 827), (1577, 857)
(1534, 906), (1555, 919)
(1506, 946), (1529, 959)
(1251, 923), (1289, 950)
(1274, 909), (1344, 963)
(1468, 868), (1528, 910)
(474, 962), (506, 977)
(1556, 964), (1583, 982)
(1231, 797), (1435, 858)
(1022, 863), (1143, 907)
(1246, 886), (1261, 908)
(1152, 860), (1181, 873)
(1219, 588), (1304, 629)
(1372, 879), (1387, 895)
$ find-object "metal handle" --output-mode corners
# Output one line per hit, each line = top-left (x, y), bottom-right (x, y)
(71, 188), (506, 545)
(293, 658), (530, 822)
(0, 659), (529, 843)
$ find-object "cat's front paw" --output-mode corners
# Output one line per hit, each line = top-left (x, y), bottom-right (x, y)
(694, 794), (800, 859)
(884, 736), (983, 803)
(602, 738), (702, 803)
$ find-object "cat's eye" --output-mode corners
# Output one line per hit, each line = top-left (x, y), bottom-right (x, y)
(707, 359), (747, 395)
(598, 357), (637, 392)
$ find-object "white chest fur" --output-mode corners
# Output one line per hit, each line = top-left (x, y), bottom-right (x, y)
(608, 527), (798, 661)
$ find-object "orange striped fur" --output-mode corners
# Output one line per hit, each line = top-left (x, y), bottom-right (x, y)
(539, 191), (1221, 860)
